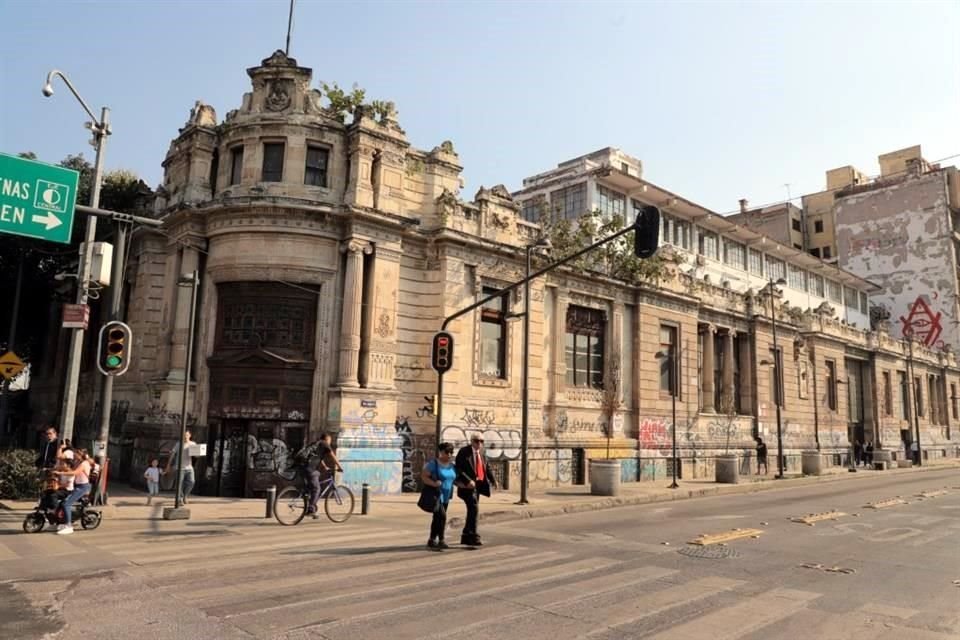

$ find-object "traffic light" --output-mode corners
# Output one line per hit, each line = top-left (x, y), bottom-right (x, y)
(633, 204), (660, 259)
(97, 320), (133, 376)
(431, 331), (454, 374)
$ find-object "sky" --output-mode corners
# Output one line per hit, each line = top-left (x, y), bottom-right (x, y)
(1, 1), (958, 215)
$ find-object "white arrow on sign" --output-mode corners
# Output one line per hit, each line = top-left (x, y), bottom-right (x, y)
(31, 211), (62, 231)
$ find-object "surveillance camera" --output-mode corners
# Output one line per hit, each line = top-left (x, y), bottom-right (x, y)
(42, 83), (54, 97)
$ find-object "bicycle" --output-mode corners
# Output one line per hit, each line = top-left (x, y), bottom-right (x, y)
(274, 469), (355, 525)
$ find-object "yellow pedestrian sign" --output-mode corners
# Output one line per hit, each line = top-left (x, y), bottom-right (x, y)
(0, 351), (25, 381)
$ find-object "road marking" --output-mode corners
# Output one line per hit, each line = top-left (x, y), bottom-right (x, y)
(492, 526), (676, 554)
(917, 490), (950, 499)
(791, 510), (847, 525)
(859, 602), (918, 620)
(864, 497), (908, 509)
(645, 587), (820, 639)
(578, 576), (746, 637)
(234, 555), (621, 637)
(688, 528), (763, 545)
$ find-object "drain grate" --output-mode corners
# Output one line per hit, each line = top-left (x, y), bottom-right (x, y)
(678, 544), (740, 560)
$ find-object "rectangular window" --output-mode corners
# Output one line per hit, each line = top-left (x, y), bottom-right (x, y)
(791, 218), (802, 232)
(844, 286), (858, 310)
(724, 240), (747, 270)
(914, 377), (924, 417)
(479, 287), (507, 379)
(788, 264), (805, 290)
(521, 198), (542, 223)
(952, 383), (959, 420)
(597, 185), (625, 218)
(262, 142), (285, 182)
(859, 292), (868, 315)
(794, 244), (803, 250)
(883, 371), (893, 416)
(732, 333), (744, 414)
(699, 231), (719, 259)
(929, 375), (937, 424)
(550, 183), (586, 220)
(304, 146), (329, 187)
(810, 247), (821, 258)
(660, 214), (673, 245)
(814, 220), (824, 233)
(766, 256), (786, 281)
(898, 371), (910, 420)
(674, 219), (691, 250)
(748, 249), (764, 275)
(822, 246), (832, 259)
(229, 146), (244, 185)
(659, 325), (678, 395)
(810, 274), (825, 297)
(565, 306), (605, 389)
(827, 280), (842, 303)
(825, 360), (837, 411)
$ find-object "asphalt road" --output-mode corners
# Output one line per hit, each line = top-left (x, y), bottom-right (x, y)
(2, 469), (958, 639)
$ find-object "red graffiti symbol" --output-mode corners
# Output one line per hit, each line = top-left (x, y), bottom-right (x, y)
(639, 419), (669, 454)
(899, 296), (942, 348)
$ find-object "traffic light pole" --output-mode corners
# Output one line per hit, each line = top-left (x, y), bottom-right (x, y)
(96, 220), (130, 462)
(434, 214), (658, 482)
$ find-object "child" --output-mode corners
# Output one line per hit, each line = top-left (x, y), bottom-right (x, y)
(144, 459), (160, 504)
(39, 469), (62, 513)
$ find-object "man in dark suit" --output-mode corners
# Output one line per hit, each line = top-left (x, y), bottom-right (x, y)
(455, 434), (497, 546)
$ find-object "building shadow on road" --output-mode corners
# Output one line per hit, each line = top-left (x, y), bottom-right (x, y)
(279, 544), (461, 556)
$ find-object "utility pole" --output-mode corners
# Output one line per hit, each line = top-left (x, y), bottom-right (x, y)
(43, 70), (111, 442)
(95, 220), (130, 459)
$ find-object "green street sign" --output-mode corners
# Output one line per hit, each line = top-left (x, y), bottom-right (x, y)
(0, 153), (79, 245)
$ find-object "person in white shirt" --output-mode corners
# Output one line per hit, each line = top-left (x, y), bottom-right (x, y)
(144, 459), (161, 504)
(163, 430), (197, 504)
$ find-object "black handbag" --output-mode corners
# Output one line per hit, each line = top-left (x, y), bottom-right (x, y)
(417, 459), (440, 513)
(417, 485), (439, 513)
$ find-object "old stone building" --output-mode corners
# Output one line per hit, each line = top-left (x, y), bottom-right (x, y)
(104, 53), (958, 497)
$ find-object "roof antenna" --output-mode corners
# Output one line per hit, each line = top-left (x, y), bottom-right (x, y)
(285, 0), (296, 56)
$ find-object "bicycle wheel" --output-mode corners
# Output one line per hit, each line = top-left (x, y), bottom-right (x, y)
(324, 485), (354, 523)
(274, 486), (308, 526)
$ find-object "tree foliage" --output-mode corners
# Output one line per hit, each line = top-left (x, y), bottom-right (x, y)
(538, 207), (679, 285)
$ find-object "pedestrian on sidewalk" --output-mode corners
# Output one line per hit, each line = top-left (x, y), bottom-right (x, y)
(864, 443), (874, 467)
(421, 442), (457, 550)
(163, 430), (197, 504)
(854, 440), (863, 467)
(144, 459), (161, 505)
(455, 434), (497, 547)
(35, 425), (60, 472)
(755, 437), (768, 475)
(910, 440), (920, 465)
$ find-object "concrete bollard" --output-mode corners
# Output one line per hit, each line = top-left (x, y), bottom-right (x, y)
(361, 483), (370, 515)
(265, 485), (276, 519)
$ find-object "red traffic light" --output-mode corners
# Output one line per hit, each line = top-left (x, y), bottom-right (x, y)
(431, 331), (454, 374)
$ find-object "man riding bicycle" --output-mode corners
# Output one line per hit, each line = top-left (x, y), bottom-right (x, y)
(294, 433), (343, 519)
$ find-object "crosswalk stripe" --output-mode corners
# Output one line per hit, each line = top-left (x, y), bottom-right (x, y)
(645, 587), (820, 640)
(782, 602), (920, 640)
(492, 526), (675, 554)
(115, 528), (409, 565)
(576, 576), (746, 638)
(230, 554), (614, 637)
(418, 565), (680, 639)
(184, 544), (528, 606)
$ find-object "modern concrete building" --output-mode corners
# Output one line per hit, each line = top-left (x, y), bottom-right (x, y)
(29, 57), (960, 498)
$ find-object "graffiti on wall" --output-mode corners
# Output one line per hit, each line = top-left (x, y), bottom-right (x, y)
(900, 295), (944, 348)
(441, 425), (521, 460)
(638, 418), (670, 455)
(461, 408), (496, 429)
(527, 449), (573, 484)
(247, 435), (297, 480)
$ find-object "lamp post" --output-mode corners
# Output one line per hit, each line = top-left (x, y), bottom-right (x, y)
(904, 331), (922, 466)
(42, 70), (112, 443)
(762, 277), (787, 479)
(516, 237), (551, 505)
(656, 345), (682, 489)
(173, 270), (199, 511)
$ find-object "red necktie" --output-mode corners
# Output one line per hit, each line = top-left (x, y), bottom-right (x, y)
(475, 451), (484, 481)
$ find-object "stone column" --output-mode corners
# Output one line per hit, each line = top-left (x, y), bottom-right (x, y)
(701, 324), (716, 412)
(722, 329), (737, 412)
(553, 292), (570, 401)
(337, 240), (372, 387)
(167, 245), (199, 382)
(362, 247), (401, 390)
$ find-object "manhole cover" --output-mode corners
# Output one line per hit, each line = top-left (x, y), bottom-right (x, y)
(677, 544), (740, 559)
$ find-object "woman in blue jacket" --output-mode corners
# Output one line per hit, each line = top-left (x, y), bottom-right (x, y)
(420, 442), (458, 550)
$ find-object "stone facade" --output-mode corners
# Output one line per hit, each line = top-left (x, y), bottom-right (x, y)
(108, 53), (959, 497)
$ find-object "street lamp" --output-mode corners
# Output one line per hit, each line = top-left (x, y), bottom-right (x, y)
(172, 271), (199, 513)
(761, 277), (787, 479)
(655, 346), (682, 489)
(509, 236), (552, 505)
(43, 70), (112, 444)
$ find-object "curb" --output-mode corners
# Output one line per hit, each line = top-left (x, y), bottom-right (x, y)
(450, 462), (960, 530)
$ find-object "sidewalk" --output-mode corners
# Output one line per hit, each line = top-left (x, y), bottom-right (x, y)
(3, 458), (957, 530)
